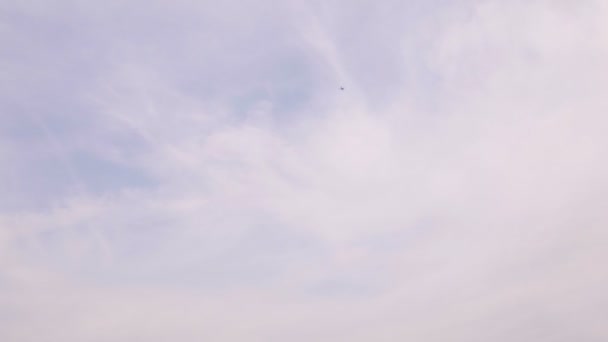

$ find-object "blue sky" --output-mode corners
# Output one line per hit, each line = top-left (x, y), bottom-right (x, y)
(2, 0), (608, 340)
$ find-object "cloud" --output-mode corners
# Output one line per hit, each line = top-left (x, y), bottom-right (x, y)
(1, 0), (608, 340)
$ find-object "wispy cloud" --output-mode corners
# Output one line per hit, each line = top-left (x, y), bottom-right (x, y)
(1, 0), (608, 340)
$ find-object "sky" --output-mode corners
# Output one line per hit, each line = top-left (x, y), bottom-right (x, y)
(1, 0), (608, 340)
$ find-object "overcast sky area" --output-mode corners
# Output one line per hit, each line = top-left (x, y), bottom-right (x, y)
(1, 0), (608, 340)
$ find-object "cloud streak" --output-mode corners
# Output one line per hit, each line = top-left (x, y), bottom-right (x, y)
(1, 0), (608, 340)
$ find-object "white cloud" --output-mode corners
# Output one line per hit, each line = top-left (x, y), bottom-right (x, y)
(1, 0), (608, 340)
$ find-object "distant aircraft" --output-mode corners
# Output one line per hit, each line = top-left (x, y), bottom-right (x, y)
(340, 87), (344, 90)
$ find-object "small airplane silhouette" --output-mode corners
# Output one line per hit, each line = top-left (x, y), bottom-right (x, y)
(340, 87), (344, 90)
